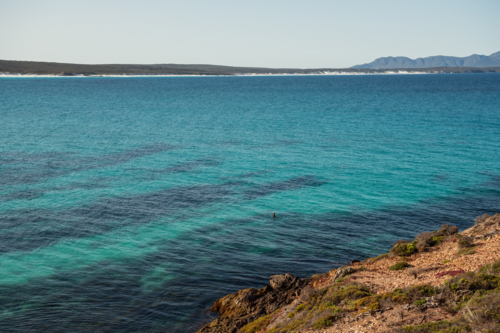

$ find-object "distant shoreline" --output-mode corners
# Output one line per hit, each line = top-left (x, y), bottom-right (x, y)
(1, 59), (500, 77)
(0, 72), (431, 78)
(2, 71), (500, 78)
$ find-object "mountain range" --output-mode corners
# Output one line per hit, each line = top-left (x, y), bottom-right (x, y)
(352, 51), (500, 69)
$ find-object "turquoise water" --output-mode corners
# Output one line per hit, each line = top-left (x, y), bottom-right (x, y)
(0, 74), (499, 331)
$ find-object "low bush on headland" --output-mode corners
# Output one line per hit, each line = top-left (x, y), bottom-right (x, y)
(389, 261), (414, 271)
(241, 315), (270, 333)
(391, 240), (418, 257)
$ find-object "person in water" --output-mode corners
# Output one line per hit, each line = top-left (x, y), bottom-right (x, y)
(273, 213), (276, 218)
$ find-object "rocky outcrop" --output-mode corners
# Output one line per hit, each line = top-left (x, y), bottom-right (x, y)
(330, 265), (354, 282)
(198, 273), (306, 333)
(269, 273), (300, 290)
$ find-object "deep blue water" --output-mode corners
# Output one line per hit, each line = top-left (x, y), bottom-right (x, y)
(0, 74), (499, 332)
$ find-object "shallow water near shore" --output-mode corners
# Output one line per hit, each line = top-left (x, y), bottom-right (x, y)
(0, 74), (500, 332)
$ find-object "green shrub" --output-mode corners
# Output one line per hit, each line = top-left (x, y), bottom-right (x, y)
(319, 301), (343, 314)
(354, 295), (380, 311)
(241, 315), (270, 333)
(391, 288), (410, 303)
(318, 287), (329, 296)
(414, 299), (427, 306)
(389, 262), (413, 270)
(296, 304), (307, 312)
(312, 316), (333, 329)
(391, 242), (418, 257)
(432, 235), (445, 245)
(458, 236), (473, 249)
(328, 283), (372, 304)
(394, 284), (436, 304)
(385, 285), (436, 305)
(407, 243), (417, 253)
(267, 315), (309, 333)
(408, 285), (436, 297)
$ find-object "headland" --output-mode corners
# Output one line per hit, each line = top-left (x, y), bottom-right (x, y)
(197, 213), (500, 333)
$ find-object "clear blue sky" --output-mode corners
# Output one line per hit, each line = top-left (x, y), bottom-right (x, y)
(0, 0), (499, 68)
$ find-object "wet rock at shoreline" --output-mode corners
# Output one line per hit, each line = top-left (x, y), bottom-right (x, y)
(198, 273), (305, 333)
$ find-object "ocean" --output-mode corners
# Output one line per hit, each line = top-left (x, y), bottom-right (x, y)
(0, 74), (499, 332)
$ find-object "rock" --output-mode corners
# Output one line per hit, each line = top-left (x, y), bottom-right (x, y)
(331, 266), (354, 282)
(198, 276), (306, 333)
(270, 273), (299, 290)
(403, 303), (414, 310)
(407, 267), (418, 278)
(210, 288), (260, 317)
(298, 285), (315, 302)
(234, 319), (247, 329)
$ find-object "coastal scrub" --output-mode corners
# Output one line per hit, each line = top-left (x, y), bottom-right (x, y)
(389, 262), (414, 270)
(391, 241), (418, 257)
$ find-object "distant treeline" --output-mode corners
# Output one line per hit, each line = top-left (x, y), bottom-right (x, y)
(1, 60), (500, 76)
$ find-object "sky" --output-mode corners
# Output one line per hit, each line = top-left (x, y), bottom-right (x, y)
(0, 0), (499, 68)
